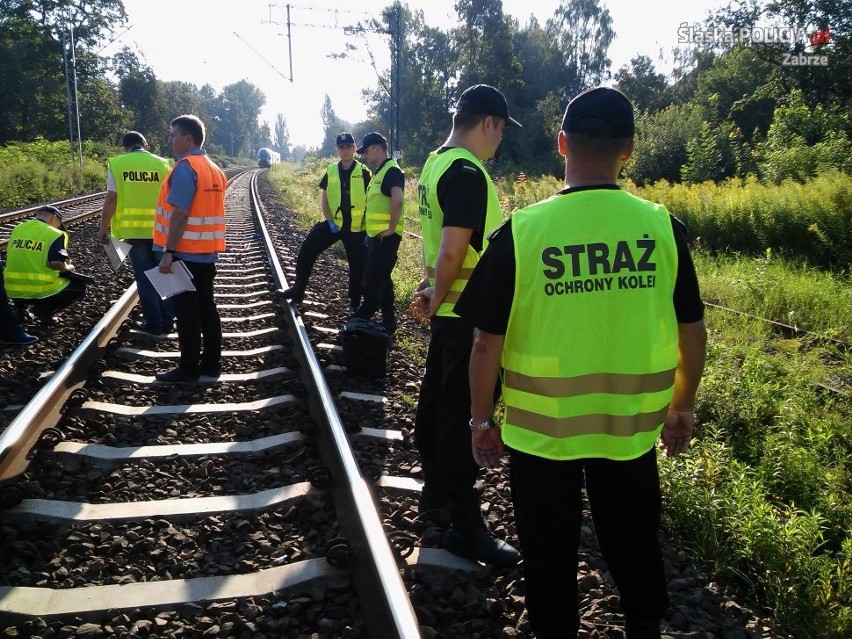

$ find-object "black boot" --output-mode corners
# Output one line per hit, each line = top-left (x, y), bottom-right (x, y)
(282, 281), (306, 303)
(418, 460), (449, 526)
(444, 491), (520, 567)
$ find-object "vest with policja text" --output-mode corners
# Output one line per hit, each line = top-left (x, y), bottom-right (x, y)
(153, 154), (227, 254)
(418, 148), (504, 317)
(364, 159), (404, 237)
(325, 160), (369, 231)
(4, 219), (70, 299)
(502, 188), (679, 461)
(108, 150), (170, 240)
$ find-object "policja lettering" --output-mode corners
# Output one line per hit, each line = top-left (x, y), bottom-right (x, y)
(541, 235), (657, 296)
(11, 238), (44, 251)
(122, 170), (161, 182)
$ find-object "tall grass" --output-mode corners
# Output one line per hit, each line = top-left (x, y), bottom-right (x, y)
(624, 172), (852, 269)
(0, 139), (115, 209)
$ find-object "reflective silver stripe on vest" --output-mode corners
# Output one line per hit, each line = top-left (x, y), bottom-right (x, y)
(181, 231), (227, 240)
(188, 215), (226, 225)
(504, 368), (676, 398)
(506, 405), (669, 438)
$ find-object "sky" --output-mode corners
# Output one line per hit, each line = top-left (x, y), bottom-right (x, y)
(113, 0), (728, 149)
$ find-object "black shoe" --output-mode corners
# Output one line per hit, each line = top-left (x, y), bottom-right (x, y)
(282, 286), (305, 303)
(625, 619), (662, 639)
(0, 331), (38, 346)
(443, 524), (521, 567)
(34, 312), (55, 327)
(155, 367), (199, 383)
(134, 321), (165, 336)
(348, 301), (358, 316)
(199, 363), (222, 378)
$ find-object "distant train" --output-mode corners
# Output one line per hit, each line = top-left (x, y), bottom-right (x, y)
(257, 148), (280, 168)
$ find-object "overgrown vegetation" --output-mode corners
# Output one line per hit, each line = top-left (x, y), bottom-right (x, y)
(266, 163), (851, 637)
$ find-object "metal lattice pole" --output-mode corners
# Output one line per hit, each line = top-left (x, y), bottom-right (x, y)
(390, 2), (402, 159)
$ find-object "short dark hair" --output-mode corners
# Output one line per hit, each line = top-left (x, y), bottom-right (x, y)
(565, 132), (631, 162)
(170, 115), (205, 146)
(451, 111), (490, 132)
(121, 131), (147, 148)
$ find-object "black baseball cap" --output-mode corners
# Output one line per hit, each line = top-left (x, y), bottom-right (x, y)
(336, 132), (355, 146)
(454, 84), (522, 127)
(357, 132), (388, 154)
(562, 87), (634, 138)
(37, 205), (63, 220)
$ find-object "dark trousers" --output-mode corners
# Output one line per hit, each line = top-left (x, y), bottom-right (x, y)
(414, 316), (480, 503)
(0, 264), (26, 339)
(509, 447), (669, 638)
(295, 222), (366, 305)
(169, 260), (221, 375)
(353, 233), (400, 331)
(13, 280), (86, 321)
(127, 239), (173, 327)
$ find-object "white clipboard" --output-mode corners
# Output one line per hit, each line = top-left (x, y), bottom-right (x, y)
(144, 260), (196, 299)
(103, 236), (132, 272)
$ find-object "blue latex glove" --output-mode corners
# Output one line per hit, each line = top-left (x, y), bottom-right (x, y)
(327, 219), (339, 233)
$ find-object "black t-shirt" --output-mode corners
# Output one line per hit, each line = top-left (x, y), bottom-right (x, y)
(375, 158), (405, 195)
(433, 147), (489, 252)
(319, 162), (371, 232)
(454, 185), (705, 335)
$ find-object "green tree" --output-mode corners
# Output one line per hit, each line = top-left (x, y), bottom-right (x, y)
(625, 102), (706, 185)
(318, 94), (344, 158)
(614, 55), (671, 113)
(546, 0), (615, 100)
(274, 114), (291, 160)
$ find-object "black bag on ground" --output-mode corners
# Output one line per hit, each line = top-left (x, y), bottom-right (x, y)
(340, 318), (389, 377)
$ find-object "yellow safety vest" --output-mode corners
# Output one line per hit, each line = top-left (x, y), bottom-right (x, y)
(326, 160), (369, 231)
(364, 159), (404, 237)
(108, 150), (170, 240)
(418, 148), (504, 317)
(502, 189), (679, 460)
(4, 219), (70, 299)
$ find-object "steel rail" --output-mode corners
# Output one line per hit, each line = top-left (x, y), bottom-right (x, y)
(0, 284), (138, 503)
(0, 169), (252, 498)
(250, 174), (422, 638)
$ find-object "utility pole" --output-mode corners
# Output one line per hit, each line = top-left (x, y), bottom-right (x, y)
(61, 25), (84, 175)
(389, 1), (402, 159)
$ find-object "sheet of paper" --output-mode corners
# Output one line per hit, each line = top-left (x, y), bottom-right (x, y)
(103, 236), (133, 272)
(144, 260), (195, 299)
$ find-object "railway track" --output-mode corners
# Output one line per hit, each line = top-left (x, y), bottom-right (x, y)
(0, 170), (789, 638)
(0, 169), (441, 637)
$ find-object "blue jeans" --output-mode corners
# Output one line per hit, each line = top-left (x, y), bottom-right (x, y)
(128, 239), (173, 327)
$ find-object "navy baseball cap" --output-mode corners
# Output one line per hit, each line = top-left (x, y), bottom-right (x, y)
(38, 205), (63, 220)
(357, 132), (388, 154)
(336, 132), (355, 146)
(455, 84), (522, 127)
(562, 87), (634, 138)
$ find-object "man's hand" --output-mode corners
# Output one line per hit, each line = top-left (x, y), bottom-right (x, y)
(472, 428), (504, 468)
(158, 252), (174, 274)
(660, 408), (695, 457)
(378, 229), (396, 239)
(327, 219), (339, 233)
(413, 285), (439, 319)
(97, 229), (110, 245)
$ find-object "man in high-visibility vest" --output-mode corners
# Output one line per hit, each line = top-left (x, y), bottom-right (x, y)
(4, 206), (86, 327)
(98, 131), (172, 336)
(350, 132), (404, 334)
(153, 114), (227, 383)
(456, 87), (707, 638)
(282, 132), (371, 312)
(412, 84), (521, 567)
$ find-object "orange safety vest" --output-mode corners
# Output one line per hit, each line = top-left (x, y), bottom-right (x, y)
(153, 154), (226, 253)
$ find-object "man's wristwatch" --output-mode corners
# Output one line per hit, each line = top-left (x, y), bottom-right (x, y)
(469, 417), (494, 432)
